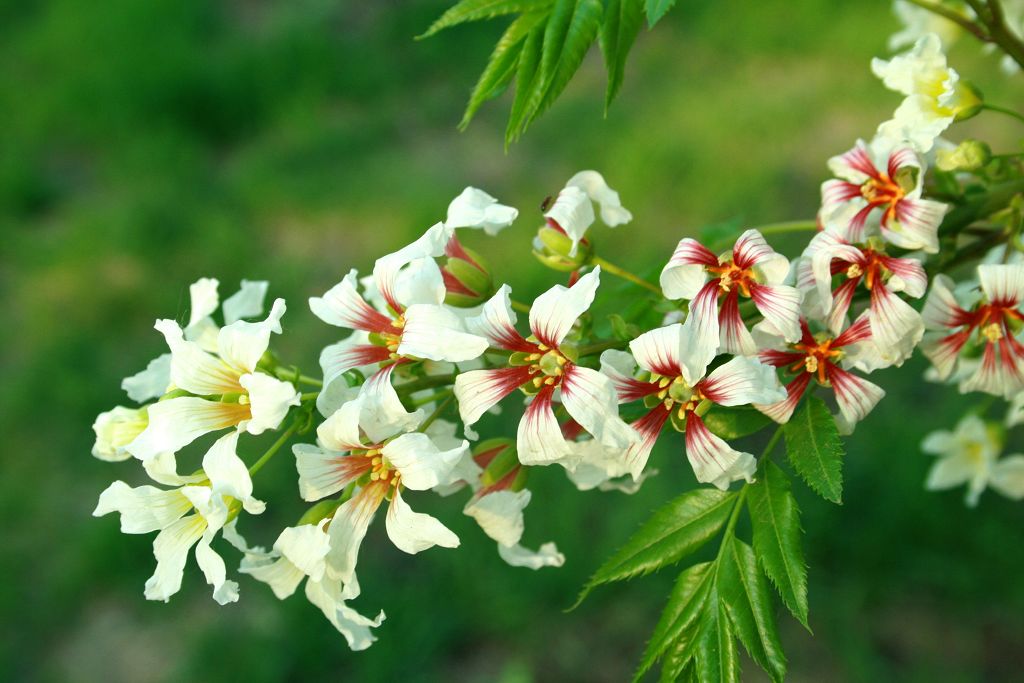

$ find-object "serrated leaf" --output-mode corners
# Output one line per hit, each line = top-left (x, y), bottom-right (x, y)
(636, 563), (714, 681)
(703, 407), (772, 440)
(747, 460), (809, 628)
(459, 11), (549, 129)
(784, 396), (844, 503)
(598, 0), (644, 111)
(645, 0), (678, 28)
(716, 537), (787, 682)
(693, 593), (740, 683)
(505, 24), (546, 145)
(575, 489), (735, 606)
(508, 0), (604, 142)
(419, 0), (552, 38)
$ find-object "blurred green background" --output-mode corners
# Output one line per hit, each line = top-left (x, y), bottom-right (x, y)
(3, 0), (1024, 681)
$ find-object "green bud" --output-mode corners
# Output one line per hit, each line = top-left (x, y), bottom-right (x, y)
(443, 250), (495, 308)
(475, 439), (521, 488)
(533, 226), (593, 272)
(298, 499), (343, 526)
(952, 80), (983, 122)
(935, 139), (992, 172)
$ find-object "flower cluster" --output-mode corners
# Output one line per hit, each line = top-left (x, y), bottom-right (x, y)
(90, 19), (1024, 656)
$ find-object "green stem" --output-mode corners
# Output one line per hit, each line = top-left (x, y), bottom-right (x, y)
(249, 421), (300, 475)
(979, 0), (1024, 69)
(578, 338), (629, 356)
(903, 0), (991, 41)
(510, 298), (532, 314)
(983, 103), (1024, 125)
(592, 256), (662, 295)
(300, 391), (319, 402)
(396, 373), (458, 394)
(419, 394), (455, 432)
(273, 366), (323, 387)
(411, 389), (454, 408)
(716, 425), (784, 556)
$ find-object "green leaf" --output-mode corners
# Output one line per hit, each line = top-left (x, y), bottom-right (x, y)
(575, 489), (735, 606)
(636, 563), (714, 680)
(508, 0), (604, 142)
(505, 24), (546, 144)
(459, 11), (550, 129)
(703, 407), (772, 440)
(716, 537), (787, 682)
(693, 592), (740, 683)
(598, 0), (644, 111)
(747, 460), (810, 628)
(419, 0), (552, 38)
(784, 396), (844, 503)
(645, 0), (678, 28)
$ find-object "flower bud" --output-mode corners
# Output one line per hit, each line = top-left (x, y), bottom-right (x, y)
(935, 139), (991, 172)
(474, 438), (527, 491)
(92, 406), (149, 461)
(442, 236), (496, 307)
(533, 225), (593, 272)
(952, 80), (983, 122)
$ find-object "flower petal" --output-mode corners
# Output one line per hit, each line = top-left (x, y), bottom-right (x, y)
(629, 324), (684, 377)
(750, 284), (802, 343)
(310, 270), (395, 335)
(223, 280), (269, 324)
(978, 263), (1024, 307)
(240, 372), (301, 435)
(755, 372), (812, 424)
(216, 298), (287, 375)
(827, 366), (885, 426)
(454, 366), (535, 426)
(445, 187), (518, 235)
(561, 365), (639, 450)
(202, 430), (264, 514)
(517, 386), (572, 465)
(719, 291), (756, 355)
(127, 397), (248, 460)
(529, 267), (601, 348)
(143, 514), (206, 602)
(679, 282), (722, 382)
(463, 490), (529, 546)
(324, 483), (387, 584)
(373, 223), (452, 311)
(660, 239), (716, 300)
(385, 488), (460, 554)
(122, 354), (172, 403)
(700, 356), (787, 406)
(304, 578), (385, 651)
(398, 303), (489, 362)
(684, 413), (757, 490)
(599, 349), (654, 403)
(886, 197), (945, 253)
(383, 432), (468, 491)
(187, 277), (220, 329)
(466, 285), (534, 352)
(497, 542), (565, 569)
(991, 455), (1024, 500)
(276, 522), (332, 582)
(359, 366), (426, 444)
(155, 319), (242, 395)
(93, 481), (192, 533)
(294, 444), (369, 501)
(194, 529), (240, 605)
(544, 186), (595, 256)
(566, 170), (633, 226)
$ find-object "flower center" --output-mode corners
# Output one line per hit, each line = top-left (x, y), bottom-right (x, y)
(364, 447), (402, 488)
(647, 374), (703, 419)
(860, 175), (905, 207)
(524, 344), (568, 389)
(792, 334), (843, 383)
(707, 259), (755, 297)
(981, 322), (1004, 343)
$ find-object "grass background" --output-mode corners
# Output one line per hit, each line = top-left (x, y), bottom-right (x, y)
(3, 0), (1024, 680)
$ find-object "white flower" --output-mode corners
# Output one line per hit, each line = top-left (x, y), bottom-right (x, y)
(453, 270), (639, 466)
(309, 223), (489, 411)
(600, 324), (785, 489)
(127, 300), (301, 460)
(660, 229), (801, 356)
(873, 33), (981, 152)
(796, 230), (926, 370)
(445, 187), (518, 235)
(819, 138), (947, 253)
(94, 431), (263, 603)
(121, 278), (270, 402)
(239, 521), (385, 651)
(463, 489), (565, 569)
(543, 171), (632, 257)
(923, 414), (1024, 505)
(921, 266), (1024, 398)
(293, 392), (466, 586)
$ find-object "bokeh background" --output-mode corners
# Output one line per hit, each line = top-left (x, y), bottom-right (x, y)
(3, 0), (1024, 681)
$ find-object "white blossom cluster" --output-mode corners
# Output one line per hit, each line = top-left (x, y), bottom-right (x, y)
(90, 25), (1024, 651)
